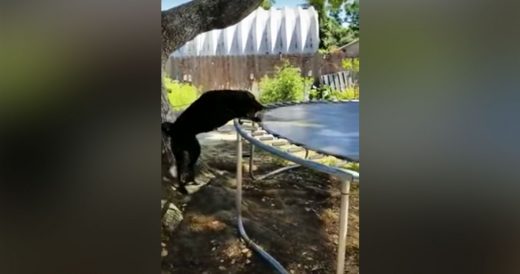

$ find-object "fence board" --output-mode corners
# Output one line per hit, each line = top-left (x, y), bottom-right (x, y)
(338, 72), (346, 91)
(168, 53), (347, 93)
(319, 70), (358, 91)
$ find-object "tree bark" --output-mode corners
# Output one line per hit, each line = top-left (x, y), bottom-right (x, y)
(161, 0), (262, 167)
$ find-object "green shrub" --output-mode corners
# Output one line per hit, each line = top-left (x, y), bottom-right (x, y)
(163, 76), (199, 111)
(330, 86), (359, 100)
(342, 58), (360, 73)
(309, 85), (359, 101)
(309, 58), (360, 101)
(259, 61), (313, 104)
(309, 85), (335, 100)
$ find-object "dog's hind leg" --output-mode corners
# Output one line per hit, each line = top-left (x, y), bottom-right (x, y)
(172, 146), (190, 195)
(185, 137), (201, 183)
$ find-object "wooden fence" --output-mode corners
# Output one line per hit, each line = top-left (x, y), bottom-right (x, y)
(166, 52), (349, 96)
(319, 70), (358, 91)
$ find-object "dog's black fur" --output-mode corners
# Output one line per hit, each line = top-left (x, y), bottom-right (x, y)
(162, 90), (264, 194)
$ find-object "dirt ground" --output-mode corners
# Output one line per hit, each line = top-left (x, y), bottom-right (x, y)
(161, 125), (359, 274)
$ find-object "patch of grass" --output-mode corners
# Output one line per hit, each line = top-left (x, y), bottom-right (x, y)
(318, 156), (359, 171)
(163, 76), (199, 111)
(252, 145), (359, 172)
(251, 146), (291, 166)
(309, 85), (359, 101)
(332, 86), (359, 100)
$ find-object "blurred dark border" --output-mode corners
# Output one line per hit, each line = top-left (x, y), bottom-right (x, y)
(2, 0), (520, 273)
(1, 1), (161, 273)
(361, 0), (520, 273)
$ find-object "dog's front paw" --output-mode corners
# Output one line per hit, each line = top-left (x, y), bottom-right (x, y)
(177, 185), (189, 195)
(185, 170), (195, 183)
(169, 165), (178, 178)
(251, 115), (262, 123)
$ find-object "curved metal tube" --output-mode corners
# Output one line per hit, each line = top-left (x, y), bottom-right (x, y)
(235, 120), (359, 182)
(246, 120), (310, 181)
(236, 131), (289, 274)
(234, 118), (359, 274)
(247, 123), (302, 181)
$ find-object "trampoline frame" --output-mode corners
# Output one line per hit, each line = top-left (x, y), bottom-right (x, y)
(247, 140), (307, 181)
(233, 101), (359, 274)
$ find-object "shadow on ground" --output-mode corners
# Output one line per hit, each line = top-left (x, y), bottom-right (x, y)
(161, 127), (359, 274)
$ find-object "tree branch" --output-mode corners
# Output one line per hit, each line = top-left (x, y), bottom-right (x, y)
(161, 0), (262, 63)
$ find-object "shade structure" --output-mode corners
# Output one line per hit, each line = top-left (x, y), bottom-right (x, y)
(171, 6), (319, 58)
(260, 101), (359, 162)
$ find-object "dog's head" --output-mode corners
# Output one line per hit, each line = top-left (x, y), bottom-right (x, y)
(233, 90), (265, 122)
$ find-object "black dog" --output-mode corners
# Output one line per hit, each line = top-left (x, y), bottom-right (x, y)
(162, 90), (264, 194)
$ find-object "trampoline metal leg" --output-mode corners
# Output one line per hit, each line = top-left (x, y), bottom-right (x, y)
(255, 165), (301, 181)
(336, 177), (351, 274)
(249, 143), (256, 180)
(249, 143), (301, 181)
(236, 131), (289, 274)
(237, 133), (244, 221)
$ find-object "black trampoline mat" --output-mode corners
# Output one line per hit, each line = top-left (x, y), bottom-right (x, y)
(260, 102), (359, 161)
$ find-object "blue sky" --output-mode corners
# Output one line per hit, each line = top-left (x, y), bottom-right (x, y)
(161, 0), (307, 11)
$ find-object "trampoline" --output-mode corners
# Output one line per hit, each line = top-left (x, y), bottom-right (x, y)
(261, 101), (359, 161)
(234, 100), (359, 274)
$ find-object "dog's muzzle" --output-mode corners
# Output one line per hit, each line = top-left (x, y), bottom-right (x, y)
(247, 111), (263, 122)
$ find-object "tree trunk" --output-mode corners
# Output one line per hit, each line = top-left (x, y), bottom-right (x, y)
(161, 71), (174, 167)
